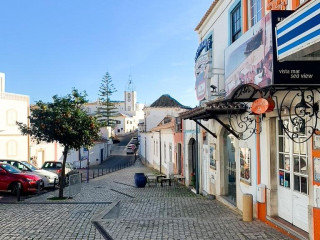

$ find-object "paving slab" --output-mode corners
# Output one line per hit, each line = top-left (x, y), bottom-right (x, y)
(0, 159), (293, 239)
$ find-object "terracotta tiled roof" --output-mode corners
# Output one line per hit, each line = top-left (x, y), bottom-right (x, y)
(151, 121), (174, 131)
(195, 1), (219, 31)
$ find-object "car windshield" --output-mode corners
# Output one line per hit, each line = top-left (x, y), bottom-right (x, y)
(1, 163), (21, 174)
(43, 162), (62, 169)
(22, 161), (38, 171)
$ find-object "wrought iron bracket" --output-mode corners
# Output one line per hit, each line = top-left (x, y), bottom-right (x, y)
(271, 87), (320, 143)
(194, 120), (217, 138)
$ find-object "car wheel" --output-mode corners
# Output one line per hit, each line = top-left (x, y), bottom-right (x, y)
(38, 180), (44, 191)
(11, 182), (22, 195)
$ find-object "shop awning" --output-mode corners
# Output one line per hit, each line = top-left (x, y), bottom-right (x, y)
(180, 100), (247, 139)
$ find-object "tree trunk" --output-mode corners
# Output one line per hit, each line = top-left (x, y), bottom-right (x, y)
(58, 147), (69, 198)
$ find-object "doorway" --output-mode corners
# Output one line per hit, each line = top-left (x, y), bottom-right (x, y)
(36, 150), (44, 168)
(221, 129), (237, 204)
(100, 149), (103, 164)
(177, 143), (182, 174)
(188, 138), (196, 187)
(277, 119), (309, 231)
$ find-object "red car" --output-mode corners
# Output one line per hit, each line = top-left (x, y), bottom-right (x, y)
(0, 162), (43, 195)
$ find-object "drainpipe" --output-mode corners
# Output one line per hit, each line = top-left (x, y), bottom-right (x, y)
(159, 131), (162, 174)
(196, 124), (199, 194)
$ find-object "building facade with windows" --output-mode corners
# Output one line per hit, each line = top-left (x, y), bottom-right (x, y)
(139, 95), (190, 174)
(181, 0), (320, 239)
(0, 73), (29, 161)
(85, 87), (145, 136)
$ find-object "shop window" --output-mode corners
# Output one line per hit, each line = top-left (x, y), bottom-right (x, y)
(231, 4), (241, 43)
(249, 0), (262, 28)
(175, 117), (182, 132)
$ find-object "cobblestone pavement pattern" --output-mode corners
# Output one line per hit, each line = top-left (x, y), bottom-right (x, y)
(0, 160), (292, 240)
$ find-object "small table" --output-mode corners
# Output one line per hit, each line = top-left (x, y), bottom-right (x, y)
(156, 174), (166, 183)
(174, 175), (185, 185)
(146, 175), (157, 186)
(160, 178), (171, 187)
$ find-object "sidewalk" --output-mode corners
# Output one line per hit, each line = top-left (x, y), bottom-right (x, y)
(0, 159), (293, 240)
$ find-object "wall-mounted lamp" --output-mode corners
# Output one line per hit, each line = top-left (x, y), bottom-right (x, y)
(296, 92), (310, 114)
(210, 85), (217, 93)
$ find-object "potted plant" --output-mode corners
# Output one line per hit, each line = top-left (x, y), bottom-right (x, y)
(190, 172), (196, 186)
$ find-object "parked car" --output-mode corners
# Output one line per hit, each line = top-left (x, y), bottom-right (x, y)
(126, 144), (136, 154)
(0, 159), (57, 189)
(22, 161), (59, 188)
(41, 161), (79, 183)
(0, 162), (43, 194)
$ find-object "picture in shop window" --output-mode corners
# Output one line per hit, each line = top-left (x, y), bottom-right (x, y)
(240, 148), (251, 184)
(314, 157), (320, 183)
(210, 144), (216, 170)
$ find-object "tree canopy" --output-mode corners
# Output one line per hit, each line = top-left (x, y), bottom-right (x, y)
(96, 72), (119, 127)
(17, 89), (100, 198)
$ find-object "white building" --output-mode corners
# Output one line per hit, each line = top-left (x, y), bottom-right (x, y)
(0, 73), (29, 161)
(139, 94), (190, 174)
(181, 1), (320, 238)
(85, 77), (145, 136)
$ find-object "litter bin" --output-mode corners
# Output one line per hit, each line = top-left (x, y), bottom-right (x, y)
(243, 193), (253, 222)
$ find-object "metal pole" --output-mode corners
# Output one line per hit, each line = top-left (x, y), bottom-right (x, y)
(37, 181), (41, 195)
(17, 182), (21, 202)
(87, 158), (89, 183)
(53, 178), (56, 190)
(159, 131), (162, 174)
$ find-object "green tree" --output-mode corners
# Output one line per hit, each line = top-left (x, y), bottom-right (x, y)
(97, 72), (118, 127)
(17, 89), (100, 198)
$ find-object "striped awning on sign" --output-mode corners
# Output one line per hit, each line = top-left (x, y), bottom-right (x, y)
(276, 0), (320, 61)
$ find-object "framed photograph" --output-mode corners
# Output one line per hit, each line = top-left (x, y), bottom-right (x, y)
(209, 144), (216, 170)
(314, 157), (320, 183)
(313, 135), (320, 150)
(240, 148), (251, 184)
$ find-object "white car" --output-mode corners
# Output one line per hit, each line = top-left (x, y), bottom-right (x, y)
(22, 161), (59, 188)
(126, 144), (136, 154)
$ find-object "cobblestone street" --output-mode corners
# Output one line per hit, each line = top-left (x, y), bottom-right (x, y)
(0, 160), (293, 240)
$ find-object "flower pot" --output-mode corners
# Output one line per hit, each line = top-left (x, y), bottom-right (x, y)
(134, 173), (147, 188)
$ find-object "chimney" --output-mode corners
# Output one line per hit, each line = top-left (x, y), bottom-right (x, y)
(0, 72), (5, 93)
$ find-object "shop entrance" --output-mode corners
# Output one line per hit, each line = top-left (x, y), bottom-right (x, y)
(176, 143), (182, 174)
(188, 138), (196, 187)
(221, 129), (236, 204)
(277, 119), (309, 232)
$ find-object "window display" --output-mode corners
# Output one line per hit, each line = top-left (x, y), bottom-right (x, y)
(240, 148), (251, 184)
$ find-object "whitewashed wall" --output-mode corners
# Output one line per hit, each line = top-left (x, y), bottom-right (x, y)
(0, 91), (29, 161)
(144, 107), (186, 132)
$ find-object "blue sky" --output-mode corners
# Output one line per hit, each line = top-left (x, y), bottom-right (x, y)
(1, 1), (212, 107)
